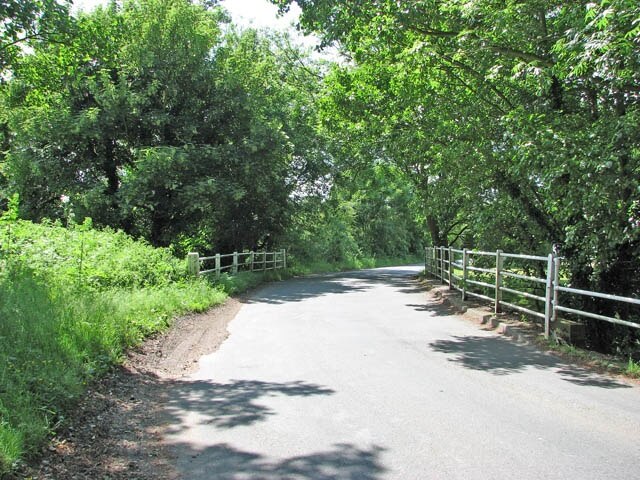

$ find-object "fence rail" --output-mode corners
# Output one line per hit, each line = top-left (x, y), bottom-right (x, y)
(424, 246), (640, 337)
(187, 249), (287, 279)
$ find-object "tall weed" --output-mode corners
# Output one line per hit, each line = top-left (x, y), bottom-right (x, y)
(1, 219), (184, 289)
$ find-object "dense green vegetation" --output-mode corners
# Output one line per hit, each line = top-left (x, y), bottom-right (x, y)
(0, 0), (423, 262)
(0, 0), (639, 471)
(0, 203), (228, 471)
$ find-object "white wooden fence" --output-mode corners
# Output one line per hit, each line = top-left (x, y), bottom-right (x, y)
(425, 246), (640, 338)
(187, 249), (287, 279)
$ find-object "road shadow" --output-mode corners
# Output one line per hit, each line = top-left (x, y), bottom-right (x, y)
(246, 267), (423, 305)
(245, 277), (372, 305)
(555, 367), (632, 388)
(164, 379), (335, 433)
(173, 442), (386, 480)
(23, 370), (358, 479)
(163, 379), (387, 479)
(406, 301), (461, 316)
(429, 335), (630, 389)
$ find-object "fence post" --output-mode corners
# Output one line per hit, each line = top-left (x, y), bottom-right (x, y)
(440, 246), (445, 284)
(263, 251), (267, 271)
(462, 248), (468, 301)
(215, 253), (221, 279)
(433, 247), (437, 278)
(552, 255), (561, 329)
(425, 247), (428, 275)
(250, 251), (255, 272)
(187, 252), (200, 276)
(544, 253), (554, 339)
(282, 249), (287, 269)
(430, 247), (434, 277)
(495, 250), (503, 314)
(448, 246), (453, 290)
(232, 251), (238, 274)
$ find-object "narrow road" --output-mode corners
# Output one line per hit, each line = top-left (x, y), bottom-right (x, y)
(163, 266), (640, 479)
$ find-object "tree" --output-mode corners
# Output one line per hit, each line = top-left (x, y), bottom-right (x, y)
(2, 0), (331, 256)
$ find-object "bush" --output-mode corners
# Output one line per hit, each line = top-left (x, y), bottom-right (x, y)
(1, 218), (185, 289)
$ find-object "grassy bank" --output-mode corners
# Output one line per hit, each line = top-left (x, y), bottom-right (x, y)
(0, 219), (228, 473)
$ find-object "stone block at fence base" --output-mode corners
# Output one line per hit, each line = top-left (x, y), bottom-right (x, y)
(556, 320), (586, 347)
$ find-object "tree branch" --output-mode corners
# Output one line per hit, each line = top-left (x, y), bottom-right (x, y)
(0, 33), (47, 51)
(437, 52), (516, 110)
(449, 225), (469, 245)
(486, 45), (553, 67)
(1, 30), (67, 52)
(408, 24), (554, 67)
(444, 219), (463, 236)
(436, 64), (508, 115)
(408, 25), (459, 38)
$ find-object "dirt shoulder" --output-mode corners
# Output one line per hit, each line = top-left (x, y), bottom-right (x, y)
(15, 298), (243, 480)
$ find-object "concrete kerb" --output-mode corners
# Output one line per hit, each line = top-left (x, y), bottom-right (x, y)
(425, 281), (543, 344)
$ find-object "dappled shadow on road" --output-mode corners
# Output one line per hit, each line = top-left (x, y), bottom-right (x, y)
(246, 266), (423, 305)
(163, 378), (387, 479)
(406, 301), (461, 316)
(555, 367), (632, 388)
(172, 442), (386, 480)
(246, 277), (372, 304)
(430, 335), (557, 375)
(164, 379), (335, 433)
(429, 335), (630, 389)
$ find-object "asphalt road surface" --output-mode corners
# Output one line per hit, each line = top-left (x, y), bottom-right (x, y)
(164, 266), (640, 479)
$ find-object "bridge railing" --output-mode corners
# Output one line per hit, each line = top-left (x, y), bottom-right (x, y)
(187, 249), (287, 279)
(424, 246), (640, 337)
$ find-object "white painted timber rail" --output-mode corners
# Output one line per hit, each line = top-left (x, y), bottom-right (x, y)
(424, 246), (640, 337)
(187, 249), (287, 279)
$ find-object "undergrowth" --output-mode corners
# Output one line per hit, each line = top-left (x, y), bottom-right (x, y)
(626, 358), (640, 378)
(0, 217), (226, 474)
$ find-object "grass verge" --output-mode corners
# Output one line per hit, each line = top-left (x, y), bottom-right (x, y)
(0, 267), (226, 474)
(0, 217), (231, 474)
(531, 333), (640, 382)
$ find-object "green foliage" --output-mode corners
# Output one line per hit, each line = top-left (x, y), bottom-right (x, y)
(282, 163), (424, 266)
(214, 269), (289, 295)
(0, 0), (72, 72)
(289, 254), (423, 276)
(1, 218), (184, 289)
(1, 0), (422, 281)
(1, 0), (318, 253)
(0, 217), (225, 473)
(626, 358), (640, 378)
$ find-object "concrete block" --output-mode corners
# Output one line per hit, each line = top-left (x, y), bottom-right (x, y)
(556, 320), (586, 347)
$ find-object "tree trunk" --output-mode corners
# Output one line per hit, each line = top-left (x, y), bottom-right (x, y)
(426, 215), (444, 246)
